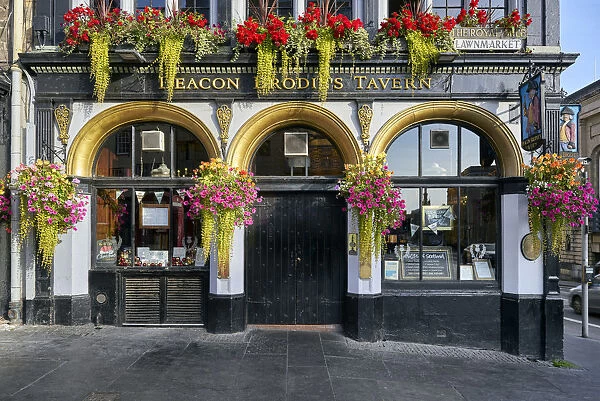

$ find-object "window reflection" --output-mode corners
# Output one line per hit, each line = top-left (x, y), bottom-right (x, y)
(387, 127), (418, 176)
(421, 123), (458, 176)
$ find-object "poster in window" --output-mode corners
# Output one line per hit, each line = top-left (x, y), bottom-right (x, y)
(140, 204), (170, 228)
(473, 259), (494, 280)
(422, 205), (454, 231)
(384, 260), (399, 280)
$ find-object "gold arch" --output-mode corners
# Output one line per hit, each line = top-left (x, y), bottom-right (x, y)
(370, 101), (523, 177)
(67, 101), (220, 176)
(227, 102), (361, 169)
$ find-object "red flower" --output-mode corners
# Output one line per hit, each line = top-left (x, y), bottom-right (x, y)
(306, 29), (318, 40)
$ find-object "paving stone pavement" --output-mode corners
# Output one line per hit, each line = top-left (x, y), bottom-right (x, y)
(1, 323), (599, 401)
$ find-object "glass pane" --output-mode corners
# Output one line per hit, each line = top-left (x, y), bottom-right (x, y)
(460, 128), (499, 177)
(421, 123), (458, 176)
(251, 130), (343, 176)
(95, 127), (132, 177)
(181, 0), (210, 20)
(174, 127), (209, 178)
(421, 188), (458, 280)
(248, 0), (292, 18)
(135, 123), (172, 177)
(135, 189), (170, 267)
(459, 187), (497, 281)
(388, 0), (404, 14)
(96, 189), (132, 267)
(384, 188), (419, 281)
(171, 189), (204, 266)
(387, 127), (418, 177)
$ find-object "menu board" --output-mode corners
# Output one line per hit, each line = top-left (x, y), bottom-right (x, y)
(399, 248), (451, 280)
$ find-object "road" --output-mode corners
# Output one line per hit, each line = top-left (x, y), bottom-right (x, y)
(560, 283), (600, 376)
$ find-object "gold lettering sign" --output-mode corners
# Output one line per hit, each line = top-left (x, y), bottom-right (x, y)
(159, 75), (432, 92)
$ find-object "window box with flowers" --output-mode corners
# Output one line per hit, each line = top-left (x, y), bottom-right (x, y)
(61, 5), (225, 102)
(524, 154), (598, 255)
(337, 153), (406, 278)
(374, 5), (457, 79)
(183, 158), (262, 279)
(0, 160), (89, 270)
(234, 1), (372, 102)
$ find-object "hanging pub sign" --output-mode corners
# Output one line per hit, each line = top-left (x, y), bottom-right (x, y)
(520, 72), (545, 151)
(558, 104), (581, 153)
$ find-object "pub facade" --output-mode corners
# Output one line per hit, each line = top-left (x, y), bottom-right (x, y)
(4, 0), (573, 360)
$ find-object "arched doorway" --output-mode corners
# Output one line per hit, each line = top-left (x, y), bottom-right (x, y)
(229, 102), (360, 324)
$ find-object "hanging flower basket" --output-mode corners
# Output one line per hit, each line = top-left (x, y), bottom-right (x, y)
(524, 153), (599, 255)
(337, 153), (406, 278)
(4, 160), (89, 269)
(183, 158), (262, 278)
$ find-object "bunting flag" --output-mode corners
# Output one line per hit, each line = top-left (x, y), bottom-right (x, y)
(428, 222), (438, 235)
(135, 191), (144, 204)
(155, 191), (164, 204)
(410, 224), (419, 237)
(116, 190), (123, 200)
(443, 207), (455, 220)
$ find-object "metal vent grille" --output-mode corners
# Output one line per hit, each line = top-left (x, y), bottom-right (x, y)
(166, 277), (204, 324)
(124, 277), (161, 324)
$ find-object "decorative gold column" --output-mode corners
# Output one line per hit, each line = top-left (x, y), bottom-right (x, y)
(358, 104), (373, 151)
(54, 104), (72, 146)
(216, 104), (232, 158)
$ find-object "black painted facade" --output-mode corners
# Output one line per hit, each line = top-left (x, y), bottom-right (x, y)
(3, 0), (573, 361)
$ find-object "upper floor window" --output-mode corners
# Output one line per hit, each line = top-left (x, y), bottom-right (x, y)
(136, 0), (166, 12)
(432, 0), (506, 17)
(248, 0), (293, 18)
(432, 0), (463, 17)
(93, 0), (122, 10)
(180, 0), (210, 17)
(247, 1), (352, 20)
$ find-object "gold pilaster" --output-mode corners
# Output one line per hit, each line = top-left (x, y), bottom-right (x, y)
(54, 104), (71, 146)
(358, 104), (373, 150)
(216, 105), (232, 157)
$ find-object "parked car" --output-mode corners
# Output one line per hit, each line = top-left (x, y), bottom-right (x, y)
(569, 274), (600, 314)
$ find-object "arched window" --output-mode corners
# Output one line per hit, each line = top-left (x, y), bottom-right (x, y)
(383, 122), (500, 283)
(93, 123), (209, 269)
(251, 128), (344, 176)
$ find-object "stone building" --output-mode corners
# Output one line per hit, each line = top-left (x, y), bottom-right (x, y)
(3, 0), (575, 360)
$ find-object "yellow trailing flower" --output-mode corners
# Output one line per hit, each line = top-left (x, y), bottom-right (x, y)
(89, 31), (111, 102)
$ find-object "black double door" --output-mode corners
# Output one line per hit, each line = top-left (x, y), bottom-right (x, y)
(246, 192), (347, 324)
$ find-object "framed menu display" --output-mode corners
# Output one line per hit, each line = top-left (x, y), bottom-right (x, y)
(140, 204), (170, 228)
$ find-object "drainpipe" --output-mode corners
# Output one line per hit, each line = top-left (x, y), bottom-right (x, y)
(8, 0), (24, 323)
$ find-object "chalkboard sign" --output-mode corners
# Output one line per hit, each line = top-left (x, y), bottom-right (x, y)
(422, 206), (454, 231)
(399, 248), (451, 280)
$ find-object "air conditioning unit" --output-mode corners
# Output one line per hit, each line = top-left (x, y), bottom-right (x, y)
(284, 132), (308, 156)
(141, 130), (165, 152)
(430, 130), (450, 149)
